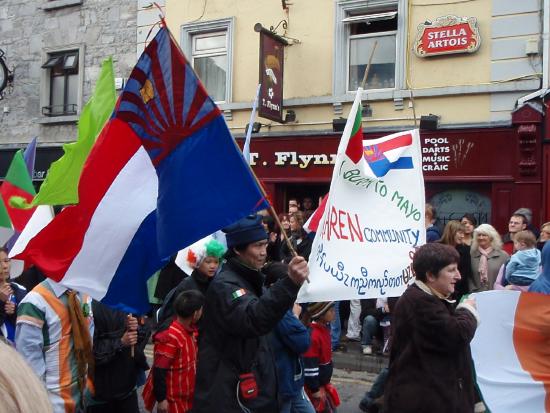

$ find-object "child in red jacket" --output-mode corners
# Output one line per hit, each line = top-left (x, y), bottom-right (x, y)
(143, 290), (204, 413)
(303, 301), (340, 413)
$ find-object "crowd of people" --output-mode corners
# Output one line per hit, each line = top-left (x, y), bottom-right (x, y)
(1, 196), (550, 413)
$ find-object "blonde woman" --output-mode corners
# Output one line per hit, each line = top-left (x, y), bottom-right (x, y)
(538, 222), (550, 250)
(470, 224), (509, 292)
(0, 340), (52, 412)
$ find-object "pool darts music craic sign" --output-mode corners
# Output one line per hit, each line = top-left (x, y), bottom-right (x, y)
(413, 15), (481, 57)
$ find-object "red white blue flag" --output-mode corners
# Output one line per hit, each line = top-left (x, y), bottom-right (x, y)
(13, 27), (268, 314)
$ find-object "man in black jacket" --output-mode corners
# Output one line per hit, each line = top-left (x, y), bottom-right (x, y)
(192, 215), (309, 413)
(87, 301), (150, 413)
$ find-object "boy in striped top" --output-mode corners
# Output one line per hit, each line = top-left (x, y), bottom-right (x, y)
(15, 278), (94, 413)
(143, 289), (204, 413)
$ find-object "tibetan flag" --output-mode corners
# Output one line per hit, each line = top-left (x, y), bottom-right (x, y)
(0, 150), (36, 232)
(13, 27), (267, 314)
(471, 290), (550, 412)
(30, 58), (116, 207)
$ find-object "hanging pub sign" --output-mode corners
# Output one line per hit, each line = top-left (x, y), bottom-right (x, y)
(257, 26), (287, 123)
(413, 15), (481, 57)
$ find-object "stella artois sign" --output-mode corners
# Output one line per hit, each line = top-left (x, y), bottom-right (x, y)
(414, 15), (480, 57)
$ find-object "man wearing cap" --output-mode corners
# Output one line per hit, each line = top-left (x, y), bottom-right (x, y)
(192, 215), (309, 413)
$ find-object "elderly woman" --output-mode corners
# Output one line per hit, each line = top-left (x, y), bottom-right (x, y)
(469, 224), (509, 292)
(384, 243), (479, 412)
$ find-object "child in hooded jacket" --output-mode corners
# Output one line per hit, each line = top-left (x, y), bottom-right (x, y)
(505, 230), (541, 287)
(303, 301), (340, 413)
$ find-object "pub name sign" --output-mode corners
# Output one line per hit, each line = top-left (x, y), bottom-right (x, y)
(414, 15), (480, 57)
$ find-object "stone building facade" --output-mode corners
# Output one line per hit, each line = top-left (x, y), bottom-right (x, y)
(0, 0), (137, 152)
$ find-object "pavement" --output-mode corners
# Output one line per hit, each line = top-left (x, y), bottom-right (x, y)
(332, 339), (389, 374)
(141, 340), (385, 413)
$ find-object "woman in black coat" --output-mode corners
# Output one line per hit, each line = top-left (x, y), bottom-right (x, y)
(438, 220), (473, 300)
(384, 243), (479, 413)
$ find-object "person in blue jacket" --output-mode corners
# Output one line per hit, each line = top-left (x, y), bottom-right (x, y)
(265, 261), (315, 413)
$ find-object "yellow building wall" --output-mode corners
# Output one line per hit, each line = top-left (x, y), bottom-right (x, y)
(165, 1), (500, 132)
(407, 0), (492, 89)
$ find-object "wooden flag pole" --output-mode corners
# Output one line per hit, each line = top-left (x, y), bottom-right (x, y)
(360, 41), (378, 90)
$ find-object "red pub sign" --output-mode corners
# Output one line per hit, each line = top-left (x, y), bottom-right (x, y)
(414, 15), (481, 57)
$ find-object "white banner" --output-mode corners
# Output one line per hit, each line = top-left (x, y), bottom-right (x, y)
(298, 90), (425, 302)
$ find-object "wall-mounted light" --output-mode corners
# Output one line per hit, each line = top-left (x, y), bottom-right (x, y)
(284, 109), (296, 123)
(420, 114), (439, 130)
(333, 118), (347, 133)
(362, 103), (372, 118)
(245, 122), (263, 134)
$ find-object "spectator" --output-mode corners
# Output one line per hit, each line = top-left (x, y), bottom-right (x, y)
(460, 213), (477, 247)
(438, 220), (473, 300)
(262, 214), (281, 262)
(264, 262), (314, 413)
(303, 302), (340, 413)
(302, 197), (315, 221)
(15, 265), (46, 292)
(425, 204), (440, 243)
(16, 279), (94, 412)
(153, 256), (187, 307)
(143, 290), (204, 413)
(384, 243), (479, 412)
(289, 198), (300, 214)
(529, 241), (550, 294)
(0, 340), (53, 412)
(537, 222), (550, 251)
(504, 230), (541, 287)
(502, 213), (528, 255)
(360, 298), (394, 357)
(87, 301), (150, 413)
(514, 207), (540, 239)
(0, 247), (27, 345)
(156, 236), (225, 331)
(192, 215), (309, 413)
(281, 212), (313, 263)
(343, 299), (362, 343)
(470, 224), (509, 292)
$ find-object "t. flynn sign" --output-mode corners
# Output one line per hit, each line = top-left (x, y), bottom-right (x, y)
(413, 15), (481, 57)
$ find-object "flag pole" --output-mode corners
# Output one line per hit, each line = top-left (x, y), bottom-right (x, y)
(360, 41), (378, 90)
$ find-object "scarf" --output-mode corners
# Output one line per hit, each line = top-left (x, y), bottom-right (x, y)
(67, 291), (94, 397)
(478, 247), (493, 284)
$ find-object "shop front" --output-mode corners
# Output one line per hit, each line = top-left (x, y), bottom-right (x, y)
(241, 109), (544, 233)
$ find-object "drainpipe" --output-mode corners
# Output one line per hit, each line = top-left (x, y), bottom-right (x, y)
(543, 0), (549, 89)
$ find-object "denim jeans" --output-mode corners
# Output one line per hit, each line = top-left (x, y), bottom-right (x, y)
(280, 389), (316, 413)
(330, 301), (341, 350)
(361, 315), (379, 346)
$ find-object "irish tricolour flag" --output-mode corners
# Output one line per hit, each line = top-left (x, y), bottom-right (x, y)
(471, 290), (550, 412)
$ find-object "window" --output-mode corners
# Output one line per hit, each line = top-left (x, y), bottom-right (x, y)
(334, 0), (406, 96)
(191, 31), (228, 103)
(41, 50), (80, 116)
(181, 17), (234, 103)
(347, 11), (397, 91)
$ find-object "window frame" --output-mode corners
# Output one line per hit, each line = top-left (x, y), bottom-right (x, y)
(181, 17), (234, 104)
(40, 46), (84, 119)
(334, 0), (406, 97)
